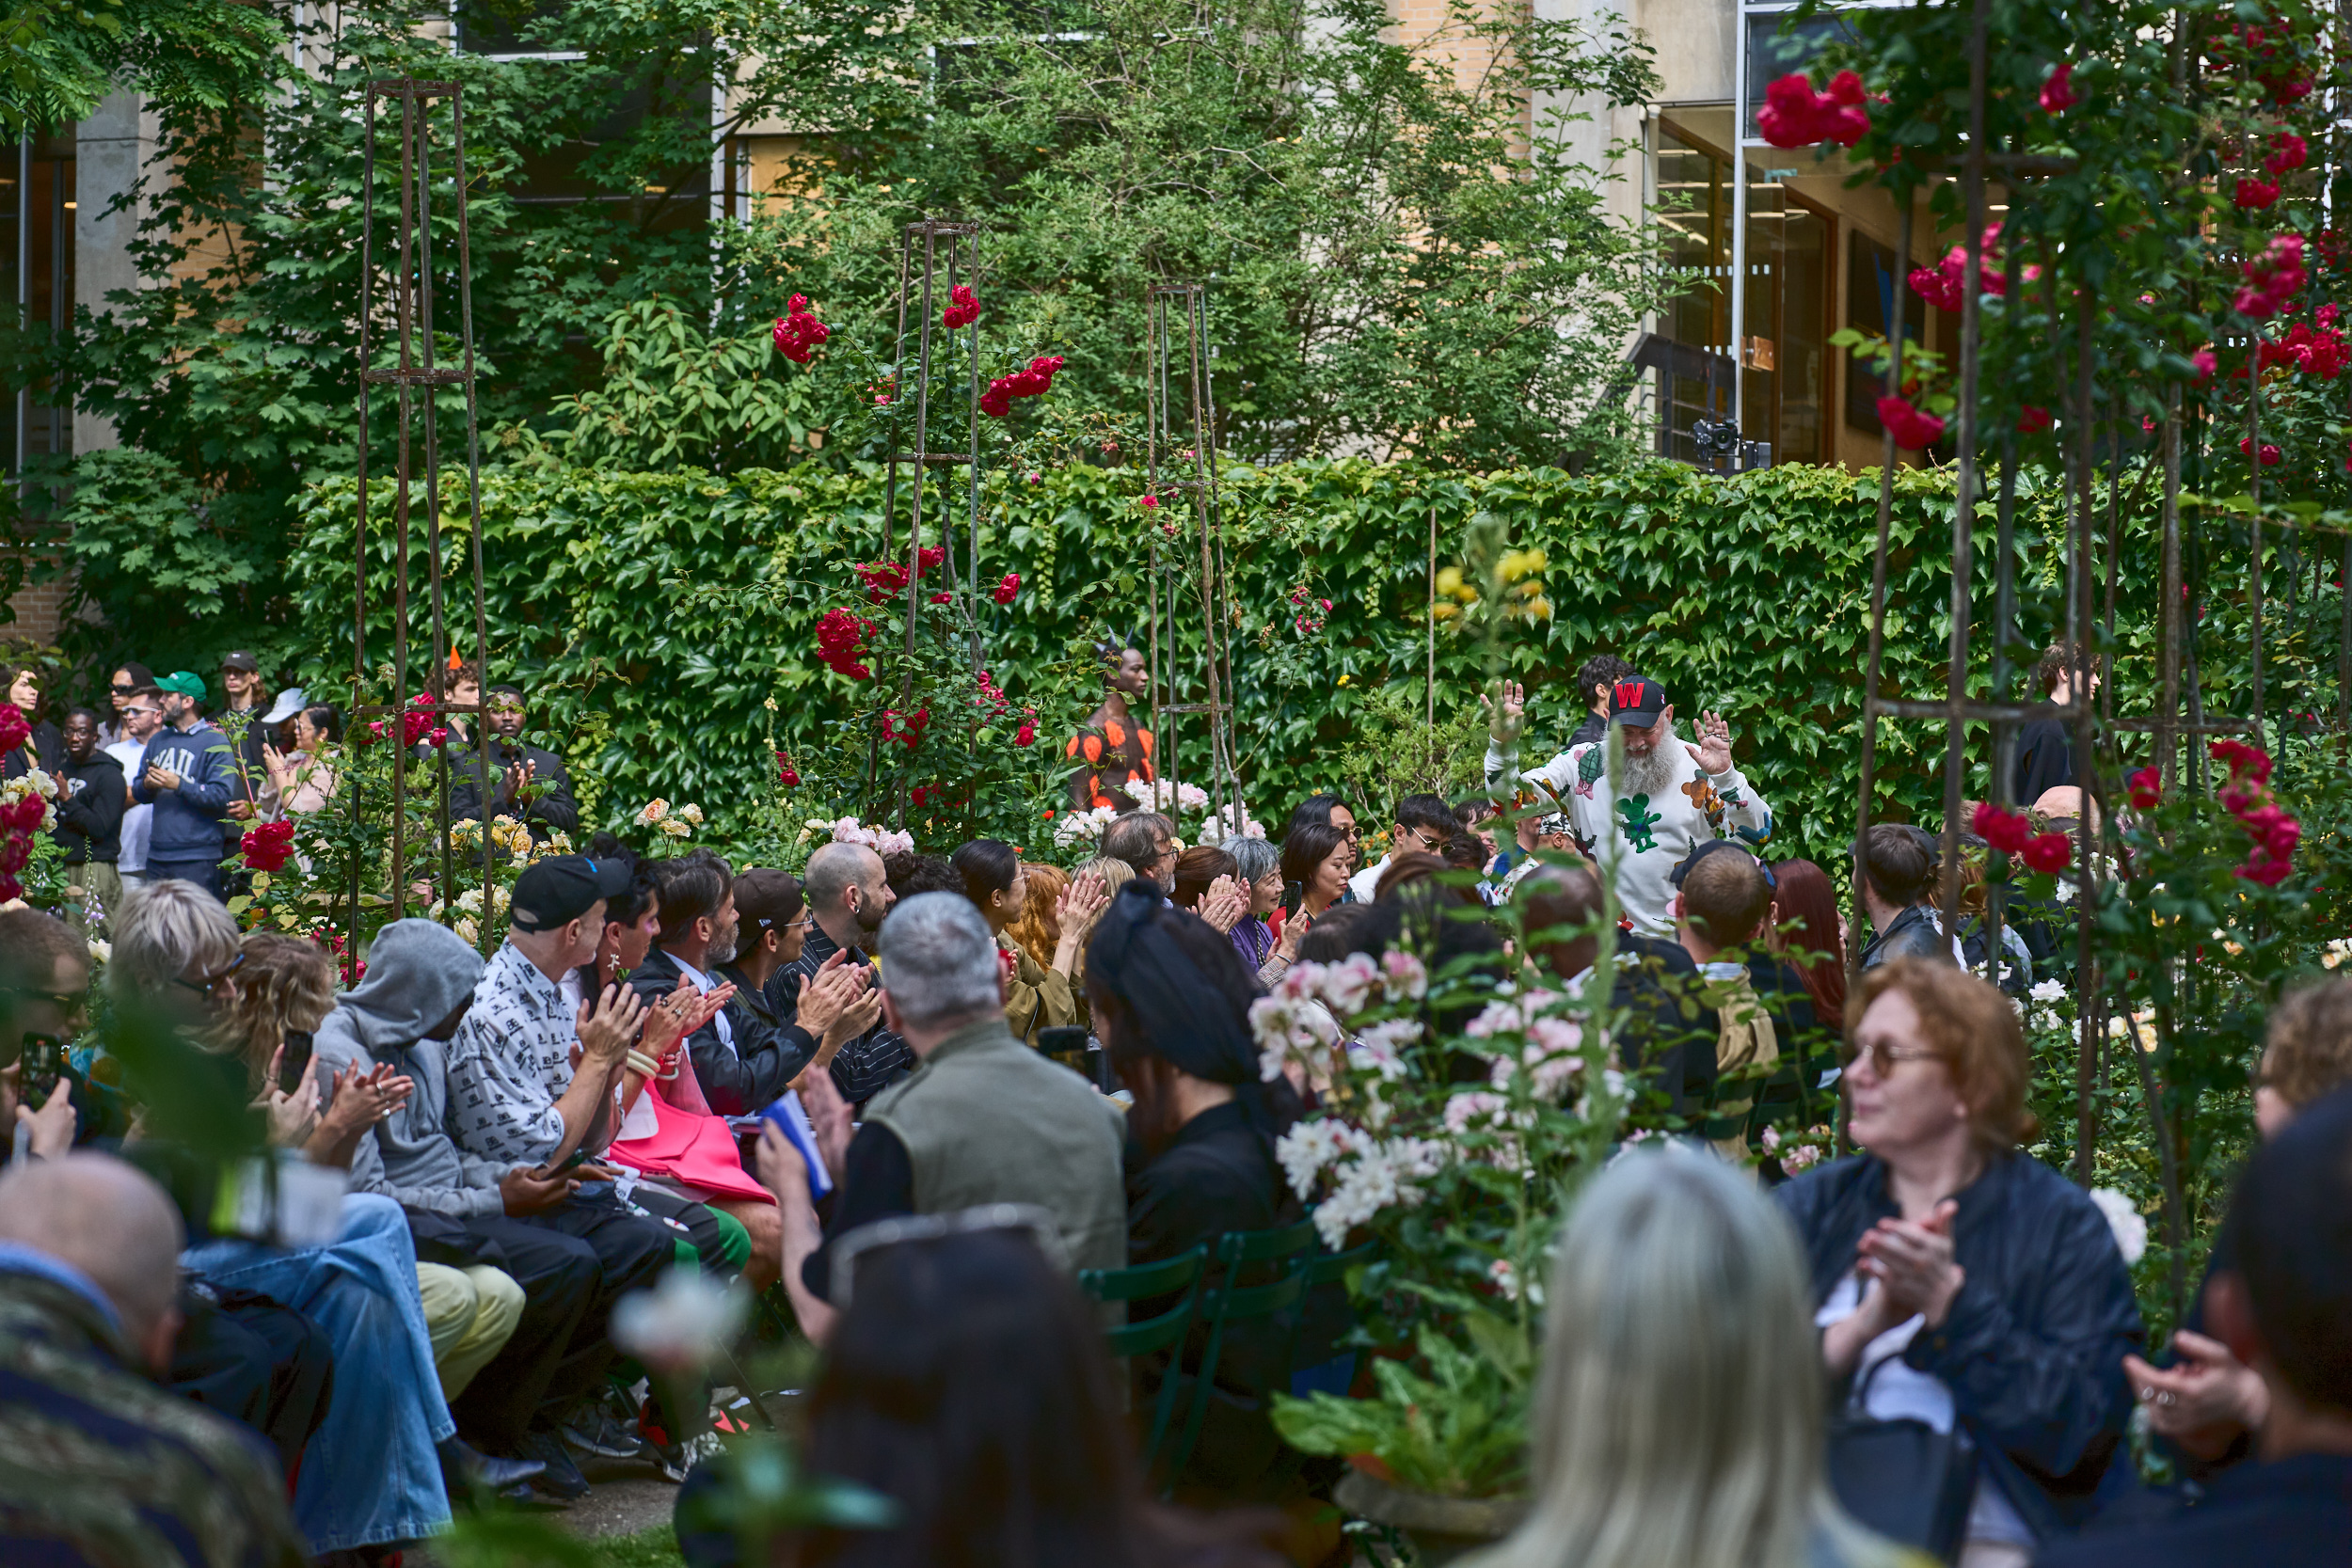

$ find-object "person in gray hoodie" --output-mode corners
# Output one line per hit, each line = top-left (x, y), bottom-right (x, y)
(315, 919), (673, 1499)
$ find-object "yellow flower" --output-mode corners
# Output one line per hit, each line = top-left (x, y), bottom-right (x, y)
(679, 803), (705, 826)
(1432, 603), (1460, 622)
(1435, 565), (1465, 598)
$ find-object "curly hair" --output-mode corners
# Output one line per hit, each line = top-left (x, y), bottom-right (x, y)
(2263, 978), (2352, 1109)
(1850, 958), (2038, 1153)
(215, 932), (337, 1088)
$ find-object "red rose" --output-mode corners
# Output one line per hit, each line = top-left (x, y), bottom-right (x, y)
(2016, 405), (2052, 434)
(2126, 767), (2162, 811)
(2235, 177), (2280, 210)
(1139, 494), (1159, 509)
(1971, 801), (2034, 855)
(776, 752), (800, 788)
(1015, 720), (1036, 748)
(2265, 132), (2308, 175)
(0, 703), (27, 755)
(993, 573), (1020, 605)
(2038, 60), (2076, 113)
(2021, 832), (2074, 875)
(1876, 395), (1947, 450)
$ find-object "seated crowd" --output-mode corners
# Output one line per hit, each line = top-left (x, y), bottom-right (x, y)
(0, 645), (2343, 1568)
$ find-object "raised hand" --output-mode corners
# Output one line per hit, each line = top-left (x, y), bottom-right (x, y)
(1198, 875), (1248, 934)
(796, 961), (871, 1041)
(1053, 872), (1110, 970)
(1857, 1198), (1964, 1325)
(579, 983), (647, 1065)
(1688, 710), (1734, 774)
(1481, 678), (1528, 745)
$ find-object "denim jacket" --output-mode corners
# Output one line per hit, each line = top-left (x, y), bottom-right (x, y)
(1774, 1151), (2144, 1540)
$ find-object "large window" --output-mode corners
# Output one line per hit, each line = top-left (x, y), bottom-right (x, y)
(1653, 123), (1834, 467)
(0, 132), (76, 466)
(1844, 230), (1928, 439)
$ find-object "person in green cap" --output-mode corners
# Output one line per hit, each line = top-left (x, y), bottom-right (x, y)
(134, 671), (239, 899)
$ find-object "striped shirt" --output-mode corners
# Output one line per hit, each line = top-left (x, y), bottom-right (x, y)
(779, 925), (914, 1108)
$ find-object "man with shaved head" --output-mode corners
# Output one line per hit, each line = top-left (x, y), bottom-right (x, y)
(0, 1153), (306, 1566)
(768, 840), (913, 1107)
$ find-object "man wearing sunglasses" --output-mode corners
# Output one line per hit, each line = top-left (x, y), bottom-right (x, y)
(104, 689), (163, 889)
(0, 910), (88, 1165)
(134, 673), (239, 900)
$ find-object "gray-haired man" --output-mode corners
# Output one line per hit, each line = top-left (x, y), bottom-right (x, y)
(756, 893), (1126, 1343)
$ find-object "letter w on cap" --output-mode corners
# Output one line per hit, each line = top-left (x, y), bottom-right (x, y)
(1614, 680), (1646, 709)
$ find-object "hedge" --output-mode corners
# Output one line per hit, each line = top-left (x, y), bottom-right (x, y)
(287, 455), (2310, 866)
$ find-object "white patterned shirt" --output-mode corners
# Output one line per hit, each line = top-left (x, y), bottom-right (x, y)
(446, 940), (579, 1167)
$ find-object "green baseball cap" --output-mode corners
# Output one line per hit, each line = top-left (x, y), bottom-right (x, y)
(156, 671), (208, 701)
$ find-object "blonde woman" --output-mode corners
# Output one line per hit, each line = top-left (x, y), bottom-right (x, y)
(1470, 1151), (1922, 1568)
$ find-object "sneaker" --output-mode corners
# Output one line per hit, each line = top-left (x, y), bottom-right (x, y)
(516, 1428), (592, 1501)
(650, 1428), (723, 1484)
(560, 1405), (644, 1462)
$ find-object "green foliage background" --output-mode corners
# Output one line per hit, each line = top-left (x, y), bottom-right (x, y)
(283, 455), (2339, 861)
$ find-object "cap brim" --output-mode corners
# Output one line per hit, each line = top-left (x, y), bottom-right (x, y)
(1612, 711), (1662, 728)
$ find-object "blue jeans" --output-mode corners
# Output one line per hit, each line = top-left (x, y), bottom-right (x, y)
(184, 1192), (455, 1552)
(143, 856), (225, 900)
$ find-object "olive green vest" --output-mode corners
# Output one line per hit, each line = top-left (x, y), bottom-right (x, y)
(863, 1015), (1128, 1279)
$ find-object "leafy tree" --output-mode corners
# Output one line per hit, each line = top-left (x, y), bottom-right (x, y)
(738, 0), (1668, 469)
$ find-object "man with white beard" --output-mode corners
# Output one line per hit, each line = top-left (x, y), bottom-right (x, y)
(1483, 673), (1772, 936)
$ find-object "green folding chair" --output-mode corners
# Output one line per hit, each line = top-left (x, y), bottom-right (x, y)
(1161, 1218), (1320, 1493)
(1079, 1243), (1209, 1480)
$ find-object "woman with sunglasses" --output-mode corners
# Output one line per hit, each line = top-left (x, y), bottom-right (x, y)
(1772, 958), (2141, 1567)
(98, 661), (156, 746)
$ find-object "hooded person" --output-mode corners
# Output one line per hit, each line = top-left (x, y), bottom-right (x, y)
(1083, 882), (1349, 1495)
(312, 918), (671, 1497)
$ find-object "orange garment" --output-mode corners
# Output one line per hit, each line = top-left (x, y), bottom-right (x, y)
(1067, 720), (1155, 808)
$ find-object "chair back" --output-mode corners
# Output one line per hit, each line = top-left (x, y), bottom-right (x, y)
(1079, 1244), (1208, 1477)
(1158, 1220), (1320, 1493)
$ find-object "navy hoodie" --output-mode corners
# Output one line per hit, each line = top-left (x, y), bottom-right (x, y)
(133, 720), (238, 862)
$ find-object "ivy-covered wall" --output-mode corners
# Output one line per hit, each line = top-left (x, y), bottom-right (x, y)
(288, 456), (2305, 866)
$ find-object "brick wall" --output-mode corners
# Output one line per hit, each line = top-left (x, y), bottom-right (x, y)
(5, 571), (69, 645)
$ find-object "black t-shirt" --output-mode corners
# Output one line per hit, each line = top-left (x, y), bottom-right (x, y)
(2013, 715), (2080, 808)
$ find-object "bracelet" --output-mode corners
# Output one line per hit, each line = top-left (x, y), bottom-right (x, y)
(626, 1049), (678, 1081)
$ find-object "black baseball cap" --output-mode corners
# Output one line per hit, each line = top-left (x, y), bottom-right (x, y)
(220, 650), (260, 673)
(510, 855), (633, 933)
(1608, 675), (1668, 729)
(734, 867), (805, 932)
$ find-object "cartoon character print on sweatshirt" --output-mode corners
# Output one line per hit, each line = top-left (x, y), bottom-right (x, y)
(1573, 743), (1607, 800)
(1679, 772), (1727, 835)
(1615, 795), (1662, 853)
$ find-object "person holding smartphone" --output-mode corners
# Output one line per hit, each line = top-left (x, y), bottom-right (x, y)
(0, 910), (86, 1164)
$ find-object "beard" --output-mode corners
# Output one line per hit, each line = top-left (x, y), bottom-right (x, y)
(707, 916), (739, 967)
(1616, 720), (1685, 800)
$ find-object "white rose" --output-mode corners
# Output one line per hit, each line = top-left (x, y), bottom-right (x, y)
(2088, 1187), (2148, 1266)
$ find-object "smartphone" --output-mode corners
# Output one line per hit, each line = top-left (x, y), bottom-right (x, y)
(20, 1035), (65, 1105)
(1038, 1025), (1089, 1072)
(1281, 879), (1304, 914)
(278, 1029), (314, 1096)
(549, 1145), (595, 1175)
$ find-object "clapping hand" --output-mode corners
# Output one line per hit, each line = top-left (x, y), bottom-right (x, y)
(1856, 1199), (1964, 1326)
(1482, 679), (1527, 745)
(2123, 1331), (2268, 1460)
(796, 958), (873, 1046)
(641, 974), (729, 1058)
(1198, 874), (1248, 933)
(319, 1061), (413, 1137)
(1053, 871), (1110, 968)
(1687, 710), (1734, 775)
(577, 984), (648, 1066)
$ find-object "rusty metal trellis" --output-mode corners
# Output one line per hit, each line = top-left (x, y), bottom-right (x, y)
(876, 217), (986, 827)
(353, 80), (492, 948)
(1143, 283), (1241, 835)
(1834, 0), (2332, 1328)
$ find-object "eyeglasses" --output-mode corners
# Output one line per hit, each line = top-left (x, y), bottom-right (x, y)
(1842, 1037), (1940, 1078)
(172, 951), (246, 1001)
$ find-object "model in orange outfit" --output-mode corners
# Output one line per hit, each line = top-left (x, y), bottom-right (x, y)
(1066, 642), (1156, 808)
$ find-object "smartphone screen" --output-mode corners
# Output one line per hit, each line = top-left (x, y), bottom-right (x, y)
(19, 1036), (63, 1105)
(278, 1029), (315, 1096)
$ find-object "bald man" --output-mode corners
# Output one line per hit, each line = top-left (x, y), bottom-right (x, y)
(769, 841), (914, 1106)
(0, 1153), (306, 1567)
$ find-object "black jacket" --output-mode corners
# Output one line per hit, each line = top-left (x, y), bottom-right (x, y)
(1774, 1151), (2143, 1540)
(4, 718), (64, 779)
(2039, 1452), (2352, 1568)
(2013, 715), (2080, 808)
(447, 736), (580, 838)
(51, 752), (128, 863)
(1611, 934), (1718, 1113)
(628, 948), (816, 1118)
(1860, 903), (1947, 970)
(767, 925), (914, 1108)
